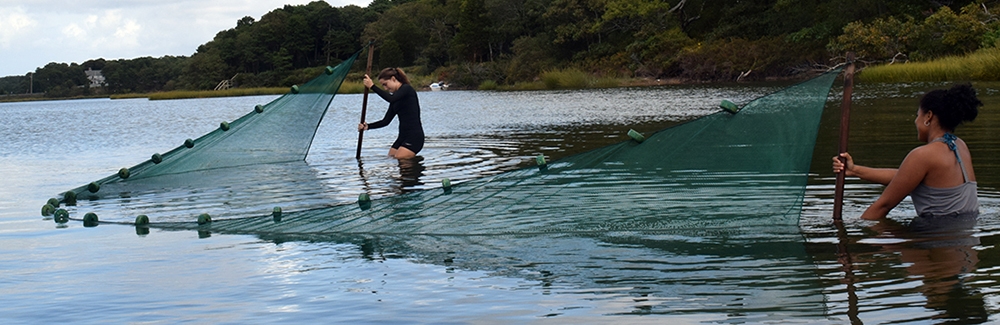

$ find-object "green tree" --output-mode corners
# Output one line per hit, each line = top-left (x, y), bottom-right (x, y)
(910, 4), (988, 60)
(362, 0), (440, 68)
(0, 76), (27, 95)
(32, 62), (86, 94)
(179, 43), (230, 90)
(828, 16), (919, 61)
(829, 3), (993, 62)
(453, 0), (491, 62)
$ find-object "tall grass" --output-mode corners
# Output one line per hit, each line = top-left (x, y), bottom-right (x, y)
(541, 68), (590, 89)
(109, 87), (287, 100)
(495, 68), (622, 91)
(109, 83), (373, 101)
(337, 81), (367, 94)
(478, 80), (499, 90)
(859, 47), (1000, 82)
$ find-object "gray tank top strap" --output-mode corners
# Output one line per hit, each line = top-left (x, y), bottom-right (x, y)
(934, 133), (969, 183)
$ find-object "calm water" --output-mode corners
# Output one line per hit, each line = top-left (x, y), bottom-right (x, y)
(2, 81), (999, 324)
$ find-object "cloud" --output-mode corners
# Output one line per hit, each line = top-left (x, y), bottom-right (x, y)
(1, 0), (373, 76)
(84, 9), (143, 50)
(62, 23), (86, 39)
(0, 7), (38, 48)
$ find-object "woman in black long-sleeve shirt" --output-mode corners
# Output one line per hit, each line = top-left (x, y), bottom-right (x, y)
(359, 67), (425, 159)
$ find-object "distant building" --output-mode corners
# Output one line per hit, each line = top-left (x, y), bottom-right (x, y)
(85, 68), (105, 88)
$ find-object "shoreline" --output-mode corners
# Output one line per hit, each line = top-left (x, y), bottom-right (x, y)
(5, 67), (997, 103)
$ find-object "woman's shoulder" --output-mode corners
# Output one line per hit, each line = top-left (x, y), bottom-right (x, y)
(399, 83), (419, 97)
(906, 141), (957, 166)
(910, 141), (942, 155)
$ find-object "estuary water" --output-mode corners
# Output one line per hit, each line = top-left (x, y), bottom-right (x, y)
(1, 81), (998, 324)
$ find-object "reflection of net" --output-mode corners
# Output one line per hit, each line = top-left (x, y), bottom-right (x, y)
(120, 69), (839, 235)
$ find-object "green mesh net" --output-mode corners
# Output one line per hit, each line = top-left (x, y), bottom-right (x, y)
(54, 49), (360, 213)
(50, 64), (841, 236)
(42, 67), (841, 320)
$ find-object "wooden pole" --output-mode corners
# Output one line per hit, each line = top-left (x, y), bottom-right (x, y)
(356, 42), (375, 159)
(833, 52), (856, 222)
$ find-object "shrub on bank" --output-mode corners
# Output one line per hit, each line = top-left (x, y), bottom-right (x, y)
(478, 80), (498, 90)
(541, 69), (589, 89)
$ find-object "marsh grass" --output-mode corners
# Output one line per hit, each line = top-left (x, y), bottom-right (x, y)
(859, 48), (1000, 82)
(478, 80), (499, 90)
(110, 83), (373, 101)
(102, 67), (634, 100)
(496, 68), (623, 91)
(109, 87), (287, 100)
(541, 69), (589, 89)
(337, 81), (367, 94)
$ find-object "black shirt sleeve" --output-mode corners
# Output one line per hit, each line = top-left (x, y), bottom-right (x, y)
(366, 84), (417, 130)
(366, 103), (395, 130)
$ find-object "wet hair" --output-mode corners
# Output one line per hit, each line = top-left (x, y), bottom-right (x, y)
(376, 67), (410, 85)
(920, 83), (982, 131)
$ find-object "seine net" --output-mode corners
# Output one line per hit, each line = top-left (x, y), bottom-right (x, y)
(44, 67), (842, 320)
(50, 66), (841, 236)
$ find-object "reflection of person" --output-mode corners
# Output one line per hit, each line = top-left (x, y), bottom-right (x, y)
(359, 67), (424, 159)
(866, 214), (986, 322)
(833, 84), (982, 220)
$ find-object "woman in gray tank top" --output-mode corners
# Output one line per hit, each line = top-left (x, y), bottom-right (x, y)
(832, 84), (983, 220)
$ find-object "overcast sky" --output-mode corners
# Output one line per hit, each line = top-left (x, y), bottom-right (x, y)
(0, 0), (372, 77)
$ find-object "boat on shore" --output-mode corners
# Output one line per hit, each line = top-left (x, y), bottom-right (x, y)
(429, 82), (449, 91)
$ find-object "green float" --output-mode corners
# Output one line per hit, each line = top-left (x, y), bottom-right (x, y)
(41, 204), (55, 216)
(720, 100), (741, 114)
(358, 193), (372, 210)
(135, 214), (150, 225)
(272, 207), (282, 222)
(255, 104), (265, 113)
(63, 191), (77, 206)
(220, 121), (230, 131)
(325, 66), (335, 75)
(290, 85), (300, 94)
(87, 182), (100, 193)
(184, 138), (195, 148)
(118, 167), (130, 179)
(151, 153), (163, 164)
(47, 198), (60, 208)
(54, 209), (69, 223)
(627, 129), (645, 143)
(197, 213), (212, 225)
(442, 178), (453, 195)
(536, 154), (546, 166)
(83, 212), (99, 227)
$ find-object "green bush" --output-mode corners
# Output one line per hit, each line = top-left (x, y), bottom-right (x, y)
(478, 80), (498, 90)
(675, 37), (808, 81)
(830, 4), (991, 63)
(540, 68), (589, 89)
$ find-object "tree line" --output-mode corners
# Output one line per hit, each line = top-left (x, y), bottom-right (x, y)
(2, 0), (999, 97)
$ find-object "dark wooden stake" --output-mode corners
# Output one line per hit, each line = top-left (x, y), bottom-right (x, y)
(833, 52), (856, 222)
(356, 42), (375, 159)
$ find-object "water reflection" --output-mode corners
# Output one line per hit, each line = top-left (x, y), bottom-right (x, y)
(250, 228), (824, 321)
(871, 213), (986, 323)
(6, 83), (1000, 323)
(396, 157), (426, 190)
(835, 212), (987, 323)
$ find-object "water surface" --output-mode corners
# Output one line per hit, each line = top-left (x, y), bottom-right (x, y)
(2, 82), (998, 324)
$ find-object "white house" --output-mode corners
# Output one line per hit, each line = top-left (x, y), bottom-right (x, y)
(85, 68), (105, 88)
